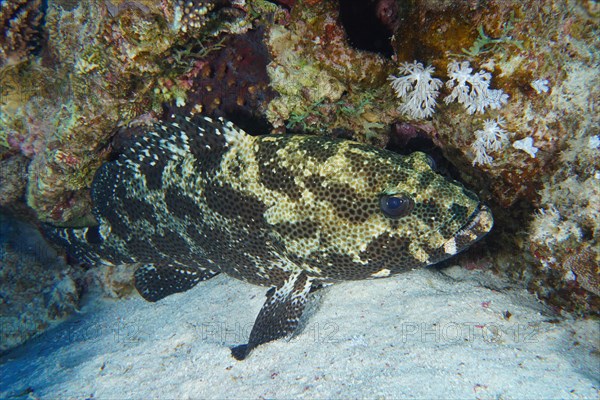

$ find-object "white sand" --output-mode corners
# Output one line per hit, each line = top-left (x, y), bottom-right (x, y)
(1, 266), (598, 399)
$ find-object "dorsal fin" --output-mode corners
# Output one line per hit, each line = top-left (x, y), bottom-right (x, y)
(120, 114), (245, 171)
(91, 114), (249, 222)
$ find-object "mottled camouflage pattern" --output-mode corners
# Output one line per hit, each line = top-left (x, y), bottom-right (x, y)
(45, 114), (493, 359)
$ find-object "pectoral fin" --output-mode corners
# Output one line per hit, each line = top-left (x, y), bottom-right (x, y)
(231, 271), (313, 360)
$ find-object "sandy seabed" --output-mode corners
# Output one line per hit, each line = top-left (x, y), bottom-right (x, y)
(1, 266), (598, 399)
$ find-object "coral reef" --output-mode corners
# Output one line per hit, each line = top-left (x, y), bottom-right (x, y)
(527, 126), (599, 312)
(0, 2), (256, 353)
(384, 0), (599, 313)
(0, 0), (45, 68)
(386, 1), (598, 209)
(0, 0), (399, 224)
(0, 0), (248, 225)
(178, 27), (277, 129)
(0, 0), (598, 356)
(0, 153), (28, 207)
(263, 0), (397, 143)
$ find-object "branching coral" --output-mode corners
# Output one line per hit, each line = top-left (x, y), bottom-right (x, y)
(0, 0), (44, 68)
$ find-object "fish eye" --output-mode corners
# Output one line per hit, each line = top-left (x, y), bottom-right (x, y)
(379, 194), (414, 218)
(425, 154), (436, 170)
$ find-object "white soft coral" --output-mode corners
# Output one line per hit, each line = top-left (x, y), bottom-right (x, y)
(476, 117), (509, 151)
(471, 138), (494, 166)
(388, 61), (442, 119)
(471, 117), (511, 165)
(445, 61), (509, 114)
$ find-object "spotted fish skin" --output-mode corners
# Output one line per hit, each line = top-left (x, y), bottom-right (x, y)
(45, 114), (493, 360)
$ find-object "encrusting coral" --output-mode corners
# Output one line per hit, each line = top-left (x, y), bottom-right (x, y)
(0, 0), (248, 224)
(264, 0), (396, 142)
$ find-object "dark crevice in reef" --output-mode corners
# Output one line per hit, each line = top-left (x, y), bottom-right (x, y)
(223, 111), (273, 137)
(385, 122), (458, 183)
(338, 0), (396, 57)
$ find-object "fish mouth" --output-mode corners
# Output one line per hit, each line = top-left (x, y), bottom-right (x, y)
(445, 204), (494, 254)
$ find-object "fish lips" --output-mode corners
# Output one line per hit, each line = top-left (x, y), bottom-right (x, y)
(441, 204), (494, 257)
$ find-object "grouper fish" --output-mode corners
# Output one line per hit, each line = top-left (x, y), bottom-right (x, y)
(44, 114), (493, 360)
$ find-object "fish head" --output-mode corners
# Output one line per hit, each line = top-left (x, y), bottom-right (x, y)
(369, 150), (494, 268)
(268, 138), (494, 279)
